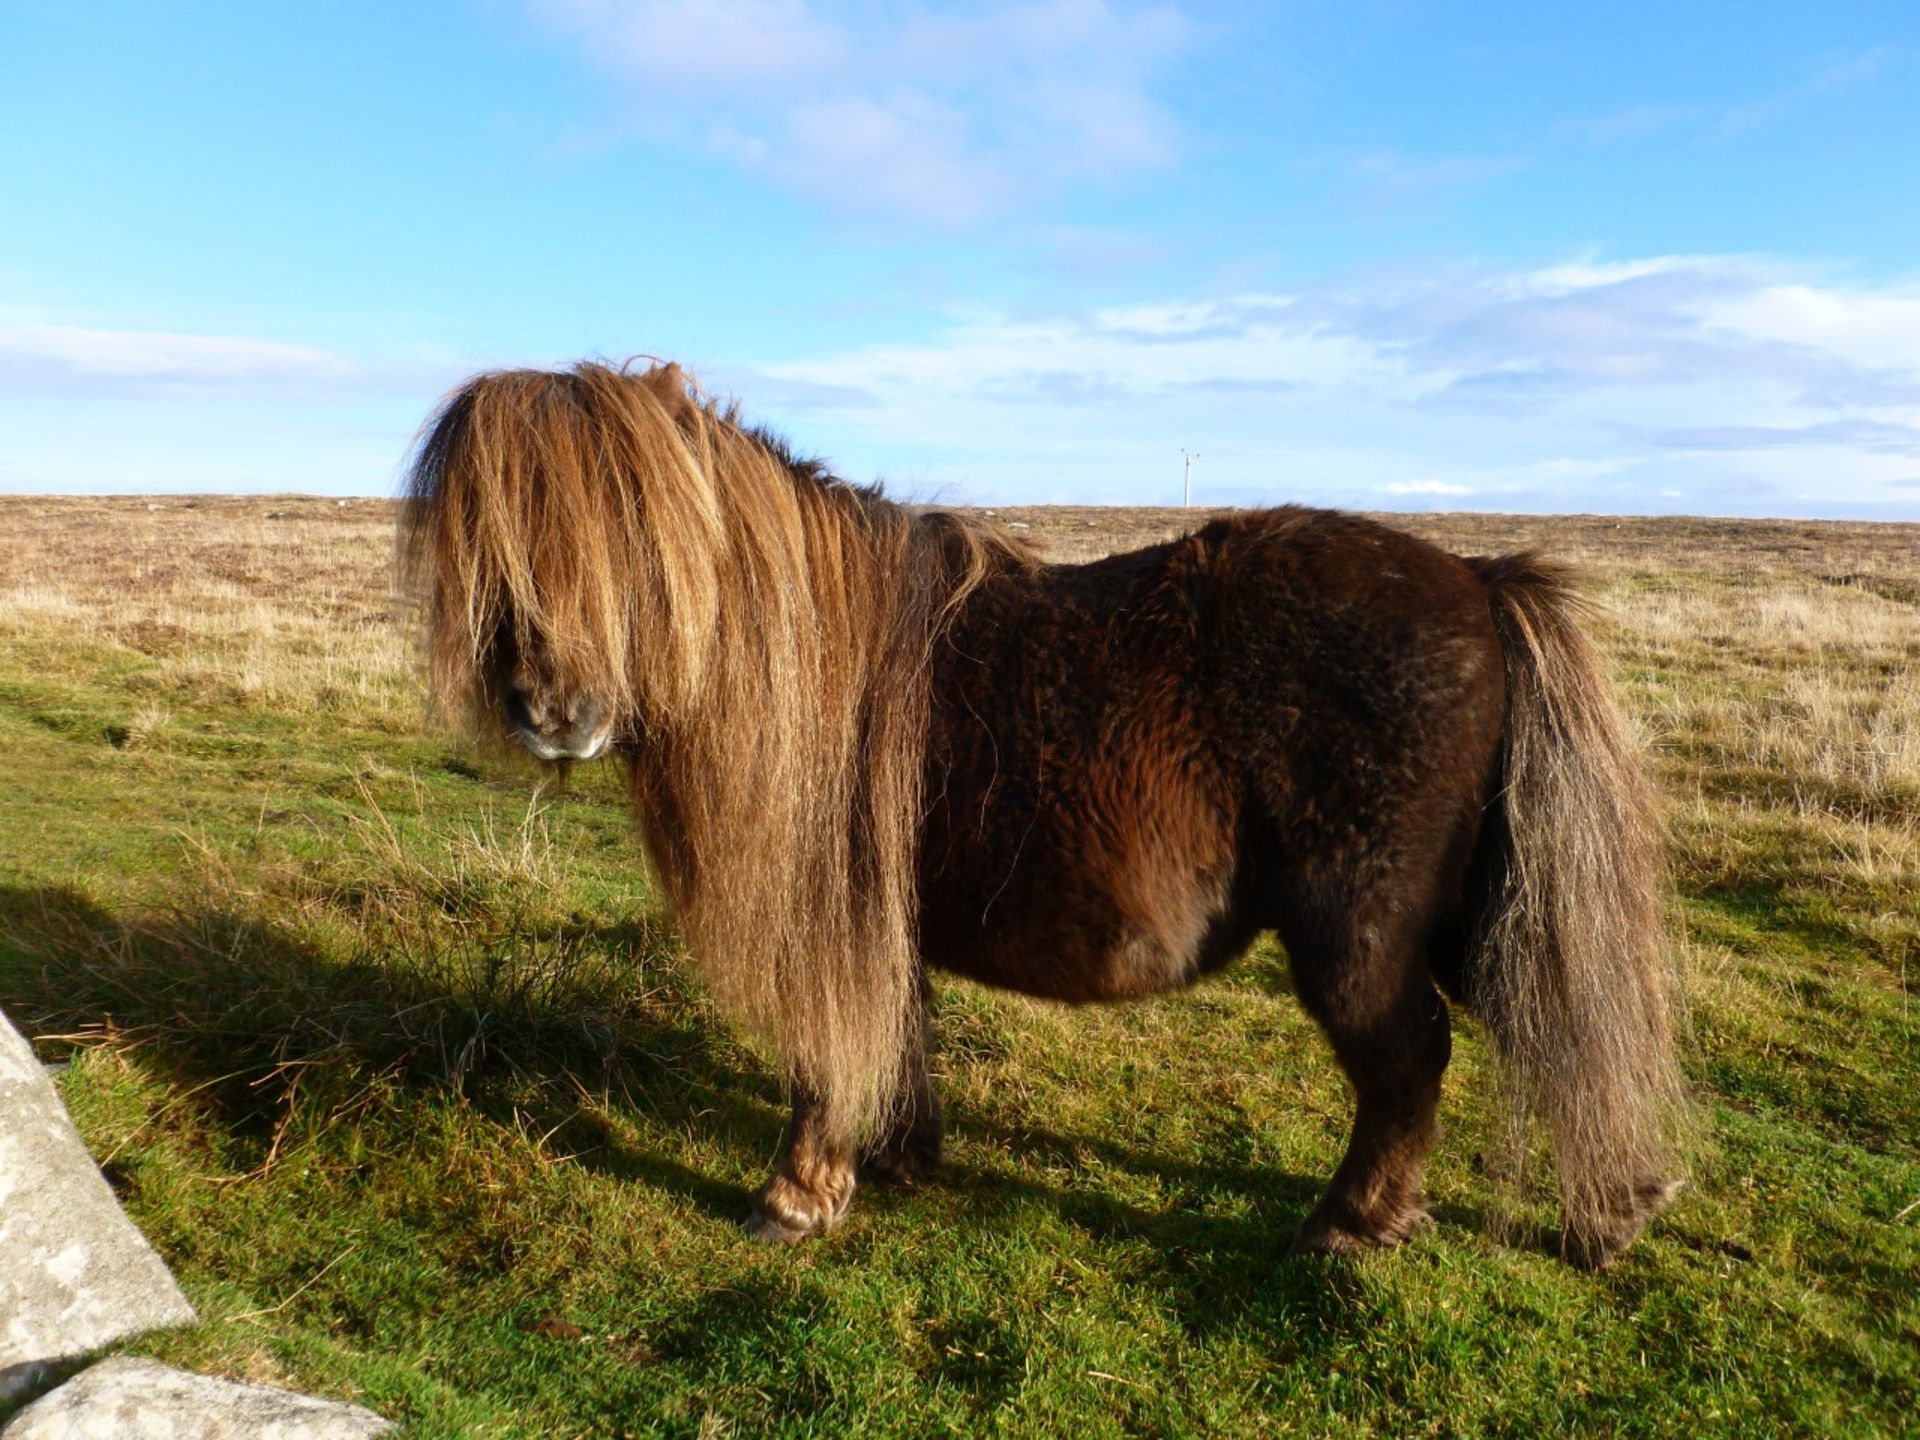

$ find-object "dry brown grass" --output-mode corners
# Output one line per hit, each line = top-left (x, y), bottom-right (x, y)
(5, 494), (1912, 824)
(0, 495), (416, 720)
(5, 495), (1911, 766)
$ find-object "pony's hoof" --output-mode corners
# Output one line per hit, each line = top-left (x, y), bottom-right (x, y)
(860, 1135), (943, 1188)
(744, 1205), (821, 1245)
(1563, 1178), (1684, 1270)
(1290, 1202), (1432, 1256)
(744, 1171), (854, 1244)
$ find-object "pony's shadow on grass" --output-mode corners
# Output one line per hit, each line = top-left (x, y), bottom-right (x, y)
(926, 1118), (1382, 1339)
(0, 882), (786, 1182)
(0, 882), (1429, 1360)
(580, 1113), (1386, 1393)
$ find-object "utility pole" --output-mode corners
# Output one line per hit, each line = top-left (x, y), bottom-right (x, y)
(1182, 449), (1198, 508)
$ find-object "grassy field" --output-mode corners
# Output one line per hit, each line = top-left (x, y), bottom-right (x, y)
(0, 495), (1915, 1437)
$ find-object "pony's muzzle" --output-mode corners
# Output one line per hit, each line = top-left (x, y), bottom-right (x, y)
(504, 688), (614, 762)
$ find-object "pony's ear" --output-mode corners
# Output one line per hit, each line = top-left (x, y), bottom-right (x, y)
(634, 361), (686, 398)
(628, 362), (701, 428)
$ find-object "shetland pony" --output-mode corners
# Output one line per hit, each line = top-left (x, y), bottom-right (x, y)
(401, 361), (1684, 1267)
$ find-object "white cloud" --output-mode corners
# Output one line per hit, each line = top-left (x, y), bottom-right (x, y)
(1697, 282), (1920, 373)
(1499, 254), (1756, 297)
(539, 0), (841, 89)
(1809, 46), (1898, 92)
(0, 322), (359, 390)
(1556, 48), (1906, 148)
(11, 257), (1918, 514)
(528, 0), (1188, 223)
(0, 319), (467, 492)
(737, 254), (1920, 515)
(1384, 480), (1474, 496)
(1721, 47), (1901, 133)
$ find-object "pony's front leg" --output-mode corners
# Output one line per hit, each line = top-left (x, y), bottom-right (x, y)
(747, 1075), (859, 1244)
(860, 984), (942, 1186)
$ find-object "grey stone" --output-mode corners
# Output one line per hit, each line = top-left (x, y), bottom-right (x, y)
(0, 1357), (393, 1438)
(0, 1011), (195, 1402)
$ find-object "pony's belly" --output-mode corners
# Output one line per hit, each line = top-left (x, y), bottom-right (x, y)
(929, 927), (1179, 1002)
(920, 867), (1247, 1004)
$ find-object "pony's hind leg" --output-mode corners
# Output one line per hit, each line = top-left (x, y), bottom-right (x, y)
(1282, 880), (1453, 1255)
(747, 1075), (859, 1244)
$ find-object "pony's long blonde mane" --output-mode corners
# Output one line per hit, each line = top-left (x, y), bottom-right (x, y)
(402, 361), (1025, 1140)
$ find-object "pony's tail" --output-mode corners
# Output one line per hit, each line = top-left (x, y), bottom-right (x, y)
(1465, 554), (1687, 1268)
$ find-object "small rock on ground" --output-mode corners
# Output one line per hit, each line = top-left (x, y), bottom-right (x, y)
(0, 1357), (393, 1439)
(0, 1011), (194, 1402)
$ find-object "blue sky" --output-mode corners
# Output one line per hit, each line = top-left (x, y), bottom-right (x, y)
(4, 1), (1919, 516)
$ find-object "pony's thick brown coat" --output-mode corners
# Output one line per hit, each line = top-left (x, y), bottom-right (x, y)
(402, 360), (1685, 1263)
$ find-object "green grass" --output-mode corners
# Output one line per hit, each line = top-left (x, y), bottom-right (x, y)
(1, 512), (1916, 1437)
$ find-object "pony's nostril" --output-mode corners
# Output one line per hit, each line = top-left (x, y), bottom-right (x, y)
(505, 689), (537, 732)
